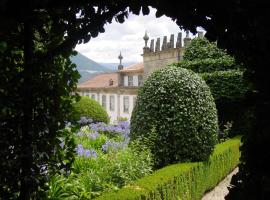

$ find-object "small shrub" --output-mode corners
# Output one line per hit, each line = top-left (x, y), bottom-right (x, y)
(70, 96), (109, 123)
(131, 67), (218, 168)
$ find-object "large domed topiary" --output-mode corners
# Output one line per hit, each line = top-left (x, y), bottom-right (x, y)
(70, 96), (109, 123)
(130, 67), (218, 168)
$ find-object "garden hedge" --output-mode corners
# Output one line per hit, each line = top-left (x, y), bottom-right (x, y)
(173, 58), (239, 73)
(96, 136), (241, 200)
(69, 96), (109, 123)
(131, 67), (218, 168)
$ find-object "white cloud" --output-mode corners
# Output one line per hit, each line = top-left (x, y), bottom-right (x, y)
(75, 7), (198, 63)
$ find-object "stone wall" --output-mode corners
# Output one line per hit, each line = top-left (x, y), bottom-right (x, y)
(142, 32), (191, 78)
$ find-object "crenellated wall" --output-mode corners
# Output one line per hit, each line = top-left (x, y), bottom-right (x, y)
(142, 31), (193, 78)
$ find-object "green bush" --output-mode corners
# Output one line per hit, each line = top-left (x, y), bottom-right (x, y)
(131, 67), (218, 168)
(96, 136), (241, 200)
(70, 96), (109, 123)
(200, 70), (251, 101)
(173, 58), (240, 73)
(183, 37), (233, 61)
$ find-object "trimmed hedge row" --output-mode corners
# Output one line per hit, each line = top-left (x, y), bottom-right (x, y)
(172, 58), (239, 73)
(200, 70), (251, 101)
(95, 136), (241, 200)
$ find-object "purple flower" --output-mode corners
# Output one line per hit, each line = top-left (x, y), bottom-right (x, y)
(60, 141), (65, 149)
(75, 144), (98, 158)
(101, 140), (127, 152)
(77, 131), (85, 137)
(88, 132), (100, 140)
(78, 117), (93, 126)
(76, 144), (85, 156)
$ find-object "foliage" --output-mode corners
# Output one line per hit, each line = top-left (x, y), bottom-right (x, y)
(173, 58), (239, 73)
(46, 119), (153, 199)
(70, 96), (109, 124)
(183, 37), (233, 61)
(96, 136), (241, 200)
(0, 29), (79, 198)
(174, 37), (253, 137)
(200, 70), (250, 101)
(131, 67), (218, 168)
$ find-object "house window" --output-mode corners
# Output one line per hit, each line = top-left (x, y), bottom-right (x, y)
(128, 75), (133, 86)
(102, 95), (106, 109)
(91, 94), (95, 100)
(138, 75), (143, 86)
(110, 95), (115, 111)
(85, 92), (90, 97)
(123, 96), (129, 113)
(133, 96), (137, 107)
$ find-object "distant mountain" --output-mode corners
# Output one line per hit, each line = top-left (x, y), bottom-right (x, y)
(70, 53), (112, 83)
(99, 62), (137, 71)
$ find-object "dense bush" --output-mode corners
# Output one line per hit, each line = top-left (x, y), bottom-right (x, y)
(173, 58), (240, 73)
(183, 37), (233, 61)
(131, 67), (218, 168)
(174, 37), (254, 137)
(200, 70), (250, 101)
(70, 96), (109, 123)
(96, 136), (241, 200)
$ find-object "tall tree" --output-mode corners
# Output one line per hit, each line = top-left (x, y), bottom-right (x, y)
(1, 0), (270, 199)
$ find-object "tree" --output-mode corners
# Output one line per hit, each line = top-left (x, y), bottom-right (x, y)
(1, 0), (270, 199)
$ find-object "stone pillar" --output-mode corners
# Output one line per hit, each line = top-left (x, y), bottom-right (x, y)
(150, 39), (154, 52)
(155, 38), (160, 52)
(162, 36), (167, 50)
(143, 31), (150, 53)
(118, 52), (123, 70)
(184, 30), (191, 47)
(198, 31), (204, 38)
(176, 32), (182, 48)
(169, 34), (174, 48)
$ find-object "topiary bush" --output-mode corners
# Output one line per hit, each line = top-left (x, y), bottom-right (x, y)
(130, 67), (218, 168)
(70, 96), (109, 123)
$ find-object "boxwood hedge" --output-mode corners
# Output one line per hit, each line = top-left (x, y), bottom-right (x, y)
(69, 96), (109, 123)
(130, 67), (218, 168)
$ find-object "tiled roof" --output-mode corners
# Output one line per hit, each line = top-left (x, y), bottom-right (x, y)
(77, 72), (118, 89)
(119, 62), (144, 73)
(77, 62), (144, 89)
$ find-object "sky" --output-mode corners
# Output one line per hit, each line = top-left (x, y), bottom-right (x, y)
(75, 7), (200, 63)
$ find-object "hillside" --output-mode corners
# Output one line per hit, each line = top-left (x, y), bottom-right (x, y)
(70, 52), (112, 83)
(99, 62), (137, 71)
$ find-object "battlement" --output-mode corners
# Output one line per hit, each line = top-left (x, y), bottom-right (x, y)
(142, 31), (203, 78)
(143, 31), (202, 54)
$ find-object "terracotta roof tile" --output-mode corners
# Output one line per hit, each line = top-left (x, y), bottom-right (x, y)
(78, 72), (118, 89)
(119, 62), (144, 73)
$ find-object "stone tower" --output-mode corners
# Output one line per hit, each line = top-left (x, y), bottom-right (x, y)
(142, 31), (191, 78)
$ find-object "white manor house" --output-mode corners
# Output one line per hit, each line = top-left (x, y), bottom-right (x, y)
(77, 31), (203, 122)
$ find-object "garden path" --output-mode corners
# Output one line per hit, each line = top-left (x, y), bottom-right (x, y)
(201, 167), (238, 200)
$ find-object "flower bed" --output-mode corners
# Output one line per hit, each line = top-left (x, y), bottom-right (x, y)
(46, 119), (153, 199)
